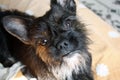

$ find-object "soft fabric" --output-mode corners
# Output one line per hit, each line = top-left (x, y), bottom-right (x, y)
(0, 0), (120, 80)
(0, 62), (25, 80)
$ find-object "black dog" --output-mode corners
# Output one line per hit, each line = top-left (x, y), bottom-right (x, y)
(0, 0), (93, 80)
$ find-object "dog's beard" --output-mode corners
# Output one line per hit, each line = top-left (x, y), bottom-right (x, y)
(50, 50), (90, 80)
(36, 47), (90, 80)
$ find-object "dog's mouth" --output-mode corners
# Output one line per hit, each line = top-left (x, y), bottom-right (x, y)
(62, 50), (79, 57)
(62, 52), (71, 57)
(62, 50), (81, 58)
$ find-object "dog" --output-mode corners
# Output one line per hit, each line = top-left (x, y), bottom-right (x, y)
(0, 0), (93, 80)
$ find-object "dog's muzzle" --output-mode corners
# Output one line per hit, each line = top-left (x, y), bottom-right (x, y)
(56, 40), (74, 57)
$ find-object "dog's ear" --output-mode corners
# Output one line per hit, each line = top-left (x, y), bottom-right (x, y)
(51, 0), (76, 14)
(2, 16), (31, 44)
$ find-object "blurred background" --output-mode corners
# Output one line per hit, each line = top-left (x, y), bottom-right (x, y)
(80, 0), (120, 32)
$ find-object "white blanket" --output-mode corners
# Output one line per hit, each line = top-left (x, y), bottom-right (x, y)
(0, 62), (24, 80)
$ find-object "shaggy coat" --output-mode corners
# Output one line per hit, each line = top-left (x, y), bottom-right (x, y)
(0, 0), (93, 80)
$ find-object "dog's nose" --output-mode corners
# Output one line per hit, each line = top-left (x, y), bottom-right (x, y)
(57, 40), (69, 50)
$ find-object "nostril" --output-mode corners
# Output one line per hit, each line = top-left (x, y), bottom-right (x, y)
(57, 45), (63, 50)
(57, 41), (69, 50)
(64, 42), (68, 46)
(59, 45), (63, 49)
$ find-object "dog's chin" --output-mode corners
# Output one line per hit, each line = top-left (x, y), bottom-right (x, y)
(51, 50), (88, 80)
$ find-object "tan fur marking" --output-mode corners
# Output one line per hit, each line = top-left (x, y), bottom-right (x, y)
(36, 46), (60, 66)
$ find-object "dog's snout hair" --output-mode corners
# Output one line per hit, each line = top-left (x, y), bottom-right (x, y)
(0, 0), (93, 80)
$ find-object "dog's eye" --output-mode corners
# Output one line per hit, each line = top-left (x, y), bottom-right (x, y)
(37, 39), (48, 46)
(66, 20), (71, 27)
(41, 39), (47, 45)
(63, 19), (71, 30)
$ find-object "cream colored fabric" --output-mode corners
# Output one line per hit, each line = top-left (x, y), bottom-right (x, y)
(0, 0), (120, 80)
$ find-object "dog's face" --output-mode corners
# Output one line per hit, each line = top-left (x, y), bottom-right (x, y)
(2, 0), (91, 69)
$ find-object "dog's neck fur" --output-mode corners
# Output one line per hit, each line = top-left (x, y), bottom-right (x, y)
(49, 52), (88, 80)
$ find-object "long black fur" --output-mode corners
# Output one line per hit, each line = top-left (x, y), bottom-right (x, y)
(0, 0), (93, 80)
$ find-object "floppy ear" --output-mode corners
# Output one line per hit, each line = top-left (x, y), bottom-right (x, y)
(51, 0), (76, 13)
(2, 16), (30, 44)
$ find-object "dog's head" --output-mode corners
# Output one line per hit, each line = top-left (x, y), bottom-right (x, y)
(2, 0), (91, 71)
